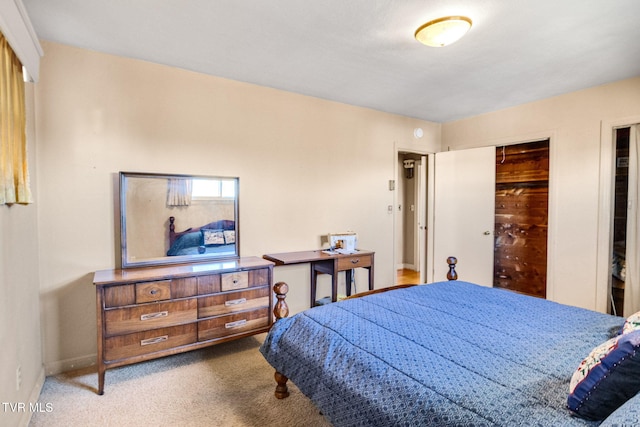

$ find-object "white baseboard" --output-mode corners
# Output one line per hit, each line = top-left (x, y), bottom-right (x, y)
(44, 353), (97, 376)
(19, 366), (45, 427)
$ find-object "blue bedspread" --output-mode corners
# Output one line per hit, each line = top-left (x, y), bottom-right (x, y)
(260, 281), (625, 426)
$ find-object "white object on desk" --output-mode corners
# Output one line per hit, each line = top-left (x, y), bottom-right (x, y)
(328, 232), (357, 253)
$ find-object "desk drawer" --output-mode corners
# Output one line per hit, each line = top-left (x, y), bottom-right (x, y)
(198, 286), (270, 318)
(104, 323), (197, 361)
(337, 254), (372, 270)
(198, 307), (270, 341)
(104, 299), (197, 336)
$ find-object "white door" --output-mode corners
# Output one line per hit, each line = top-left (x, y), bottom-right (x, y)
(432, 147), (495, 286)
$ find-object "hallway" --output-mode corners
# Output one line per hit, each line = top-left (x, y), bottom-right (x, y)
(397, 268), (420, 285)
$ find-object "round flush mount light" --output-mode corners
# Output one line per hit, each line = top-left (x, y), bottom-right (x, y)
(415, 16), (472, 47)
(413, 128), (424, 138)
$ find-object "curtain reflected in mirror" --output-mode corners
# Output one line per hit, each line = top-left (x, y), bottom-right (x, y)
(120, 172), (239, 268)
(167, 178), (192, 206)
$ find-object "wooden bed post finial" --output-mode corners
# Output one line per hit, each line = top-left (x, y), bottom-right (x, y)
(447, 256), (458, 281)
(273, 282), (289, 320)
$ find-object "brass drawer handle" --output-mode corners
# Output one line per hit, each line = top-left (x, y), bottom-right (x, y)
(225, 298), (247, 306)
(351, 259), (360, 264)
(140, 311), (168, 321)
(225, 319), (247, 329)
(140, 335), (168, 346)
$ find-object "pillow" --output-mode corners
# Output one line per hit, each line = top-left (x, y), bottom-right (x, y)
(202, 229), (225, 246)
(621, 311), (640, 334)
(567, 330), (640, 420)
(223, 230), (235, 244)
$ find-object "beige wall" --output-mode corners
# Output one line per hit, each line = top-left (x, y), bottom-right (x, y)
(0, 83), (44, 426)
(34, 41), (440, 374)
(442, 77), (640, 311)
(29, 40), (640, 379)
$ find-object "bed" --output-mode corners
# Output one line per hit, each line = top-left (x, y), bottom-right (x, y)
(260, 258), (640, 426)
(166, 216), (236, 256)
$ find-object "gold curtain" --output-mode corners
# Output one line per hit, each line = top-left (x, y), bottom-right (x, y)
(0, 32), (32, 205)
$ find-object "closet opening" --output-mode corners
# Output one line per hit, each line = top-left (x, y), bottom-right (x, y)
(494, 139), (549, 298)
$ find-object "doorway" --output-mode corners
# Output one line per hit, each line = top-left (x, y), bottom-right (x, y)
(609, 126), (640, 317)
(396, 152), (427, 284)
(597, 118), (640, 314)
(494, 140), (550, 297)
(611, 127), (630, 315)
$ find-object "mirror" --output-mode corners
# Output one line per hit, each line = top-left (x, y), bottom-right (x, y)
(120, 172), (239, 268)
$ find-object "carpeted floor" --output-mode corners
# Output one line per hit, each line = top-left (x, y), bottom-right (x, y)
(30, 334), (331, 426)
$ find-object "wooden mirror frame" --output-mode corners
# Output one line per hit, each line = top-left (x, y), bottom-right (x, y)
(120, 171), (240, 268)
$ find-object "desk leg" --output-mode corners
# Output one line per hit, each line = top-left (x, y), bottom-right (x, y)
(345, 269), (353, 297)
(331, 260), (338, 302)
(368, 265), (374, 291)
(310, 264), (317, 307)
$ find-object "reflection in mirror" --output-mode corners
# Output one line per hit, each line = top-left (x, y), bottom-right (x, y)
(120, 172), (239, 268)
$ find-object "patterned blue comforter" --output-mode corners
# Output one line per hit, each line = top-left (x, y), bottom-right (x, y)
(260, 281), (625, 426)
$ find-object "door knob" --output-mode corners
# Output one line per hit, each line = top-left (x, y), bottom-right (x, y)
(483, 231), (492, 235)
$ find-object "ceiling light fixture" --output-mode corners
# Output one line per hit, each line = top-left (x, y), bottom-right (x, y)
(414, 16), (472, 47)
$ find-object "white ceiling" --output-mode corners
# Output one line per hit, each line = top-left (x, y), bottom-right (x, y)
(22, 0), (640, 123)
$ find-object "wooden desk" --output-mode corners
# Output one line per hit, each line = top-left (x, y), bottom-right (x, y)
(263, 250), (375, 307)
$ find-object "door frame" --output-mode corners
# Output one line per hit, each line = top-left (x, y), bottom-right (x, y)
(397, 130), (557, 291)
(597, 115), (640, 313)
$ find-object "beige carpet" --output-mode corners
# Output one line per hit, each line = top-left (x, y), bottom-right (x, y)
(30, 334), (331, 426)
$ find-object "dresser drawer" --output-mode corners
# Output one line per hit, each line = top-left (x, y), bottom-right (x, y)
(337, 254), (372, 271)
(104, 299), (197, 336)
(249, 268), (270, 287)
(197, 274), (221, 295)
(221, 271), (249, 291)
(136, 280), (171, 303)
(198, 286), (270, 318)
(198, 307), (270, 341)
(171, 277), (198, 298)
(104, 285), (135, 308)
(103, 278), (198, 308)
(104, 323), (197, 361)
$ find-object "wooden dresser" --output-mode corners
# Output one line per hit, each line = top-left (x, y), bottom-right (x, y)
(92, 256), (273, 394)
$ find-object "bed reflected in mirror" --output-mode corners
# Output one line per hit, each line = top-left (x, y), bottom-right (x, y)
(120, 172), (239, 268)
